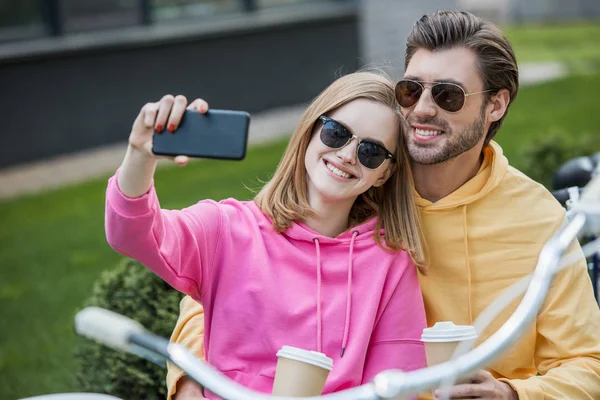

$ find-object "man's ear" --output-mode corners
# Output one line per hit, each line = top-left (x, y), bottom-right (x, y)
(373, 163), (396, 187)
(487, 88), (510, 123)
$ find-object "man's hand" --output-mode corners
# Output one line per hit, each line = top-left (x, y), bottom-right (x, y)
(434, 370), (518, 399)
(173, 376), (206, 400)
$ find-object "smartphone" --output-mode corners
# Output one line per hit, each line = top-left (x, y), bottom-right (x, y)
(152, 109), (251, 160)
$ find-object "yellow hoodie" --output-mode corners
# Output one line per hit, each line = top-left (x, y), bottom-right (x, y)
(416, 141), (600, 399)
(166, 141), (600, 400)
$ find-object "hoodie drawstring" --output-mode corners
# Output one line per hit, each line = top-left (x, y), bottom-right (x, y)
(462, 205), (474, 324)
(313, 238), (323, 353)
(341, 230), (358, 357)
(313, 230), (358, 358)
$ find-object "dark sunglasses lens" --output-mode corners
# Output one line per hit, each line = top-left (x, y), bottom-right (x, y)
(396, 80), (423, 108)
(431, 83), (465, 112)
(320, 120), (350, 148)
(358, 141), (388, 169)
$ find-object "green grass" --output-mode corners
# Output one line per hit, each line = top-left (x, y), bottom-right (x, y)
(497, 72), (600, 168)
(0, 139), (289, 400)
(503, 21), (600, 71)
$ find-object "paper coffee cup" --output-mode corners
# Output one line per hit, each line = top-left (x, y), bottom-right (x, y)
(421, 321), (478, 367)
(272, 346), (334, 397)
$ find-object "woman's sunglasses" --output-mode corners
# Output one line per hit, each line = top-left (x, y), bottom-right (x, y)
(395, 79), (492, 113)
(318, 116), (395, 170)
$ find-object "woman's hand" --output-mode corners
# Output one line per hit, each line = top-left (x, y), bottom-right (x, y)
(117, 95), (209, 198)
(128, 94), (209, 165)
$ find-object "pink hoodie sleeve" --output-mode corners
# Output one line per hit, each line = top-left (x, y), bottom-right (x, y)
(361, 261), (427, 384)
(104, 174), (221, 300)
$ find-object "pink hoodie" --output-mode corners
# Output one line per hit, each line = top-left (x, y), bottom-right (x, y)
(105, 175), (426, 397)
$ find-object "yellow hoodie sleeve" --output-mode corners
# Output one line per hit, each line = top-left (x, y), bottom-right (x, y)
(166, 295), (206, 400)
(499, 243), (600, 400)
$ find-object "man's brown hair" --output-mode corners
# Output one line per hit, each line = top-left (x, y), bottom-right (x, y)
(405, 10), (519, 144)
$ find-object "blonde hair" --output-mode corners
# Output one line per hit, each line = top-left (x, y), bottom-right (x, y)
(254, 71), (426, 270)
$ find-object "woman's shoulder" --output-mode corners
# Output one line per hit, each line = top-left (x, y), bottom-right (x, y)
(353, 229), (413, 263)
(377, 244), (418, 276)
(194, 198), (271, 227)
(216, 198), (261, 215)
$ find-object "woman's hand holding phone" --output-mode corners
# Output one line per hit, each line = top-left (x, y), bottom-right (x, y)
(117, 94), (208, 198)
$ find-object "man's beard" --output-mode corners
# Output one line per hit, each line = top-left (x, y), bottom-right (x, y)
(405, 108), (486, 165)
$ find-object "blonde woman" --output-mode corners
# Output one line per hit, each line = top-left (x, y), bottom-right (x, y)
(105, 72), (427, 398)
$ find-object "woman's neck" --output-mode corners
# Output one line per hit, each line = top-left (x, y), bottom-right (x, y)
(304, 192), (355, 238)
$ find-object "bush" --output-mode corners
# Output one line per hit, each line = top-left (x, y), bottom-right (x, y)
(518, 133), (596, 189)
(74, 258), (183, 399)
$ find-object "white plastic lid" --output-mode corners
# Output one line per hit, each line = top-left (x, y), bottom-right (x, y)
(421, 321), (478, 343)
(276, 346), (334, 371)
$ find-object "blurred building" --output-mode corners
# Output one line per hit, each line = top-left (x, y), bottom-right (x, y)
(1, 0), (599, 168)
(0, 0), (361, 168)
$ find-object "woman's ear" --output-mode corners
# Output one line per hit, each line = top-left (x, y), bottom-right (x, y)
(487, 88), (510, 123)
(373, 163), (396, 187)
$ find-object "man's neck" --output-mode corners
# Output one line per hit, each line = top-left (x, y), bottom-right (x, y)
(412, 148), (484, 203)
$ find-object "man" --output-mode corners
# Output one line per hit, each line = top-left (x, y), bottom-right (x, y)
(166, 11), (600, 400)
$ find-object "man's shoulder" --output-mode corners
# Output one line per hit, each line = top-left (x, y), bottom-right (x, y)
(501, 165), (564, 210)
(471, 164), (569, 270)
(482, 164), (566, 229)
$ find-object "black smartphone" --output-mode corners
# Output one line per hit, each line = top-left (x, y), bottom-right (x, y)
(152, 109), (250, 160)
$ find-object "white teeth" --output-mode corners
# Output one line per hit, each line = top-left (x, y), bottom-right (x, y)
(415, 128), (441, 136)
(326, 162), (352, 179)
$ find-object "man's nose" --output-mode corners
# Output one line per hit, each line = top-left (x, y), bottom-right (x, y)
(412, 88), (438, 118)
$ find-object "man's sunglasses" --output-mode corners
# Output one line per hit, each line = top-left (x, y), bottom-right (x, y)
(395, 79), (492, 113)
(318, 116), (395, 170)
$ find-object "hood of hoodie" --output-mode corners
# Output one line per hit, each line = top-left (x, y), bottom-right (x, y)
(275, 212), (382, 357)
(282, 215), (380, 243)
(414, 141), (509, 211)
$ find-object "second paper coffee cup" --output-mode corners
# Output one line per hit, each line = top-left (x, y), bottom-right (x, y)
(272, 346), (334, 397)
(421, 321), (478, 367)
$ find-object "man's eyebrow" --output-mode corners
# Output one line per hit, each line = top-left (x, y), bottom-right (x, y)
(403, 75), (422, 82)
(403, 75), (467, 90)
(437, 78), (467, 89)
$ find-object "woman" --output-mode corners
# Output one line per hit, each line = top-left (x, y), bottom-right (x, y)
(104, 71), (427, 399)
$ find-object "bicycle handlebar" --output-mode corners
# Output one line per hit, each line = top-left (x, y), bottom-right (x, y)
(551, 187), (582, 207)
